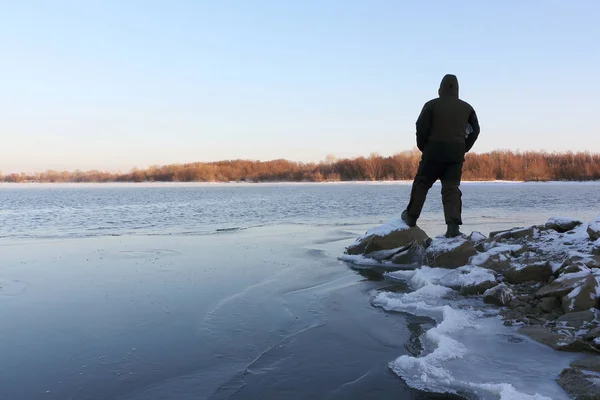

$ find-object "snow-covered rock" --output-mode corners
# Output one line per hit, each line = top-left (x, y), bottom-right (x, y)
(558, 364), (600, 400)
(593, 239), (600, 256)
(588, 216), (600, 241)
(390, 245), (425, 265)
(490, 226), (537, 241)
(503, 261), (553, 284)
(424, 236), (477, 269)
(536, 270), (594, 299)
(470, 244), (522, 263)
(345, 218), (429, 258)
(545, 216), (582, 233)
(561, 274), (598, 313)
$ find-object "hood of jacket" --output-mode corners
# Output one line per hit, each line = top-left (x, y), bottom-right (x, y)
(438, 74), (459, 98)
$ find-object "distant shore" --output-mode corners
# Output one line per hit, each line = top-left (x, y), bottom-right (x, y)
(3, 150), (600, 183)
(1, 180), (600, 188)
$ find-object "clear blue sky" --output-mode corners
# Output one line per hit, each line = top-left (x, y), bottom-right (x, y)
(1, 1), (599, 173)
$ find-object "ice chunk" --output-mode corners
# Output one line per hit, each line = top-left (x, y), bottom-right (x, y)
(338, 254), (385, 266)
(440, 265), (496, 290)
(373, 263), (574, 399)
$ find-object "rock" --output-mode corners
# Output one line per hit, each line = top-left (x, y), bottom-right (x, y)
(538, 296), (560, 313)
(511, 244), (538, 257)
(537, 271), (595, 299)
(588, 217), (600, 241)
(390, 244), (425, 265)
(519, 325), (566, 349)
(483, 283), (514, 306)
(473, 253), (513, 273)
(586, 255), (600, 269)
(474, 242), (487, 253)
(490, 226), (536, 241)
(557, 310), (596, 329)
(503, 261), (553, 284)
(592, 239), (600, 256)
(545, 217), (583, 233)
(572, 356), (600, 372)
(556, 263), (587, 276)
(584, 327), (600, 343)
(507, 298), (527, 310)
(561, 275), (598, 313)
(363, 246), (409, 262)
(515, 303), (539, 317)
(489, 228), (513, 239)
(557, 367), (600, 400)
(345, 219), (429, 256)
(520, 325), (596, 352)
(469, 245), (522, 273)
(558, 255), (600, 273)
(440, 265), (498, 296)
(425, 237), (477, 269)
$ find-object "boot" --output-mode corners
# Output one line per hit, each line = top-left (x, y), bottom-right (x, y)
(401, 210), (417, 228)
(445, 223), (462, 238)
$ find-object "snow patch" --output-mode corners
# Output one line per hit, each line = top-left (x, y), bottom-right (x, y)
(555, 269), (592, 283)
(566, 286), (582, 311)
(470, 244), (522, 266)
(427, 237), (468, 254)
(467, 382), (553, 400)
(469, 231), (487, 243)
(550, 261), (563, 273)
(362, 218), (409, 238)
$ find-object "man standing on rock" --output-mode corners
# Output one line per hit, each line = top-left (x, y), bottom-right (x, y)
(401, 74), (480, 238)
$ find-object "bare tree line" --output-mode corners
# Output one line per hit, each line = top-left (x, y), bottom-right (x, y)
(2, 150), (599, 183)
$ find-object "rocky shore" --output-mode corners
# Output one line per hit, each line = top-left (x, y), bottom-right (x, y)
(342, 216), (600, 399)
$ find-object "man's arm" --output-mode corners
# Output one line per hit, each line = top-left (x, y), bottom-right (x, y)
(415, 102), (433, 152)
(465, 108), (480, 152)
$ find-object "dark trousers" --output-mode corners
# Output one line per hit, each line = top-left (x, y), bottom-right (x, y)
(406, 160), (463, 225)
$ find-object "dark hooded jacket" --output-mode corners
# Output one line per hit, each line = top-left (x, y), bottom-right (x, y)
(415, 74), (480, 163)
